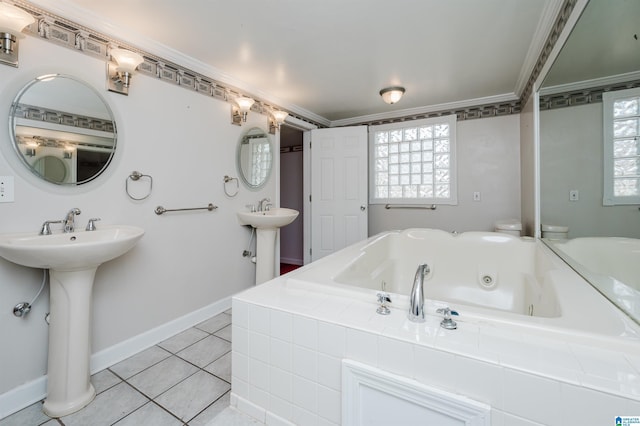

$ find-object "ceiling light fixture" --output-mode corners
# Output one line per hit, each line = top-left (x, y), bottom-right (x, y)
(0, 2), (35, 67)
(231, 96), (255, 125)
(379, 86), (406, 105)
(107, 47), (145, 95)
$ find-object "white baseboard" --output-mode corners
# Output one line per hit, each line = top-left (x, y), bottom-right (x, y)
(0, 296), (232, 420)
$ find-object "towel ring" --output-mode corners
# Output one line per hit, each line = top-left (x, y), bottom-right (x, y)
(223, 175), (239, 197)
(126, 171), (153, 200)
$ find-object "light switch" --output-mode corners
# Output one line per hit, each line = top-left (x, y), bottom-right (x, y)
(0, 176), (14, 203)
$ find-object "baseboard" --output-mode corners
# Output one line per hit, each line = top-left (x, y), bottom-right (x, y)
(280, 257), (303, 266)
(0, 296), (232, 420)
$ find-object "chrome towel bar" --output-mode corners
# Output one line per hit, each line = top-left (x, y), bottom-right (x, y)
(155, 203), (218, 215)
(385, 204), (437, 210)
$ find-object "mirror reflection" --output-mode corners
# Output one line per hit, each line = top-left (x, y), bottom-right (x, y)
(9, 74), (117, 185)
(539, 0), (640, 324)
(237, 127), (272, 189)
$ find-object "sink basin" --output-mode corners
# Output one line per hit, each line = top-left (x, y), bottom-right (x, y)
(0, 225), (145, 271)
(0, 224), (144, 417)
(237, 208), (299, 229)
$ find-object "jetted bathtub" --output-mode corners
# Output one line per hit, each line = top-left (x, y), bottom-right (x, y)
(287, 228), (640, 341)
(545, 236), (640, 324)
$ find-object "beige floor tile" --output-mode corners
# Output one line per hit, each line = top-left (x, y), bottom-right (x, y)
(177, 335), (231, 368)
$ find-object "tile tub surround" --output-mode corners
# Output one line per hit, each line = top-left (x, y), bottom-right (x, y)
(231, 275), (640, 424)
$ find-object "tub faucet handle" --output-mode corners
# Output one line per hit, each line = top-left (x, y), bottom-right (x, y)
(436, 307), (458, 330)
(376, 292), (391, 315)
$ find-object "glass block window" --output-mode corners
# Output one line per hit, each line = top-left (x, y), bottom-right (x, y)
(369, 115), (457, 205)
(603, 88), (640, 205)
(250, 137), (271, 186)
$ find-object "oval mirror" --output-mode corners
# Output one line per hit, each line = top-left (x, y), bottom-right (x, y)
(237, 127), (273, 189)
(9, 74), (117, 185)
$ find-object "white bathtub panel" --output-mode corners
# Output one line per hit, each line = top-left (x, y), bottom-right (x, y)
(317, 322), (347, 358)
(317, 385), (341, 424)
(293, 345), (318, 382)
(318, 354), (342, 391)
(269, 338), (293, 373)
(503, 369), (562, 425)
(270, 310), (293, 343)
(345, 328), (378, 367)
(292, 375), (318, 414)
(293, 316), (319, 350)
(377, 336), (414, 379)
(269, 366), (293, 401)
(268, 394), (293, 425)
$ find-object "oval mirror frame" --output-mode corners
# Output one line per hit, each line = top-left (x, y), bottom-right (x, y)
(236, 127), (273, 190)
(9, 74), (117, 185)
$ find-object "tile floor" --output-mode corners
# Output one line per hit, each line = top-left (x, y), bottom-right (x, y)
(0, 309), (258, 426)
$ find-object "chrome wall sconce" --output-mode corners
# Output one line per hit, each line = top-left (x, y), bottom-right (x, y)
(268, 109), (288, 134)
(63, 146), (74, 159)
(0, 2), (35, 67)
(231, 96), (255, 125)
(107, 47), (145, 95)
(25, 146), (36, 156)
(380, 86), (406, 105)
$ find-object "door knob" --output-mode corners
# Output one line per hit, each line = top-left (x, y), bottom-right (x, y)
(360, 205), (366, 211)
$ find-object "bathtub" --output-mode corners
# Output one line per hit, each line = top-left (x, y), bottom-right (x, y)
(287, 228), (640, 342)
(545, 236), (640, 325)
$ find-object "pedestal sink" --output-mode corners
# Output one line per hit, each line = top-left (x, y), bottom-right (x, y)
(0, 225), (144, 417)
(237, 208), (298, 284)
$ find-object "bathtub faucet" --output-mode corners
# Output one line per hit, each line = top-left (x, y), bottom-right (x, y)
(408, 263), (430, 323)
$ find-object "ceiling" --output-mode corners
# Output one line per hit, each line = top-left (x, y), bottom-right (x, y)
(30, 0), (562, 126)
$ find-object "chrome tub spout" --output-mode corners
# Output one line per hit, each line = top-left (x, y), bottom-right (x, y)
(408, 263), (430, 322)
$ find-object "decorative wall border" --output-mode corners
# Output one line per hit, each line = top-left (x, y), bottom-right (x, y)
(14, 103), (115, 133)
(13, 1), (325, 128)
(12, 0), (578, 128)
(539, 80), (640, 110)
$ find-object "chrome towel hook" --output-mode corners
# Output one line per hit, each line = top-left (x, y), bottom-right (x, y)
(126, 171), (153, 200)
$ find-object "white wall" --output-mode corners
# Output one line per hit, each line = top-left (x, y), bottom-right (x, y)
(0, 35), (273, 397)
(540, 103), (640, 238)
(520, 93), (538, 237)
(368, 114), (521, 235)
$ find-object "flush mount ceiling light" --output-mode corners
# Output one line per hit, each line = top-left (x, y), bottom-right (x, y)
(379, 86), (406, 105)
(0, 2), (35, 67)
(231, 96), (255, 125)
(107, 47), (145, 95)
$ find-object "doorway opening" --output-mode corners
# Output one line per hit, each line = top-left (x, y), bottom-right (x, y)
(279, 124), (304, 274)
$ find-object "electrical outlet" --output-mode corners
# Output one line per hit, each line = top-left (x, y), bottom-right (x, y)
(0, 176), (14, 203)
(473, 191), (481, 201)
(569, 190), (579, 201)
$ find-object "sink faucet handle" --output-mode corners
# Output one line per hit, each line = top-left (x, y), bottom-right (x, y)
(39, 220), (63, 235)
(246, 204), (256, 213)
(85, 218), (101, 231)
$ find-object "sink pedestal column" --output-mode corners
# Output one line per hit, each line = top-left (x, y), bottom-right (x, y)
(255, 228), (277, 284)
(43, 268), (97, 417)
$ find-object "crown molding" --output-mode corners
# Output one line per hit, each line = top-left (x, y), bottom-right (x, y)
(22, 0), (330, 127)
(514, 0), (565, 97)
(330, 93), (519, 127)
(539, 71), (640, 96)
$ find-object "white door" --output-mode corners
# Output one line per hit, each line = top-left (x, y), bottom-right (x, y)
(309, 126), (368, 261)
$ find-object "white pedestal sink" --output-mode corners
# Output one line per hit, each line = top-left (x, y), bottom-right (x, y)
(0, 225), (144, 417)
(237, 208), (299, 284)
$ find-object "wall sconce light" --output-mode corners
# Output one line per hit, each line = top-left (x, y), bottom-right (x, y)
(0, 2), (35, 67)
(268, 110), (288, 134)
(231, 96), (255, 125)
(24, 140), (38, 156)
(107, 47), (145, 95)
(63, 145), (74, 159)
(379, 86), (406, 105)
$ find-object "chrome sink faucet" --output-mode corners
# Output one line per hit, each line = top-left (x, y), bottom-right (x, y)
(408, 263), (430, 323)
(258, 198), (271, 212)
(63, 208), (81, 233)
